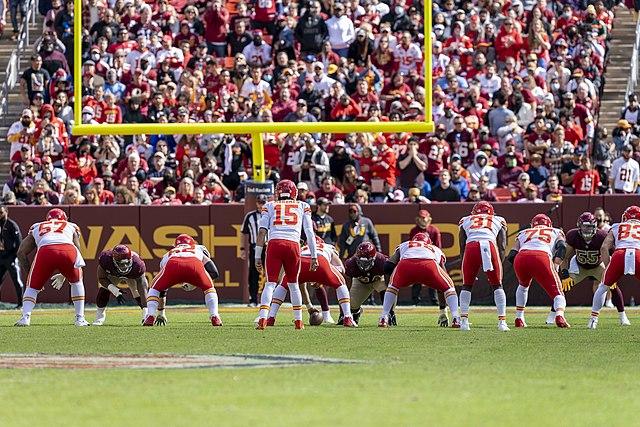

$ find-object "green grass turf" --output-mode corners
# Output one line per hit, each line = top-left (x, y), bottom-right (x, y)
(1, 306), (639, 427)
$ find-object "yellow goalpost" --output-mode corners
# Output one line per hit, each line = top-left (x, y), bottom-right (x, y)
(73, 0), (434, 182)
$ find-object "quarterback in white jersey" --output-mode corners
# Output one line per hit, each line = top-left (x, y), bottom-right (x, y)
(379, 233), (460, 328)
(589, 205), (640, 328)
(267, 236), (357, 327)
(15, 208), (88, 327)
(458, 202), (509, 331)
(508, 214), (569, 328)
(255, 180), (318, 330)
(145, 234), (222, 327)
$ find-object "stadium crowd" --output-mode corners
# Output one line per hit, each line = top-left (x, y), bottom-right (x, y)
(3, 0), (640, 207)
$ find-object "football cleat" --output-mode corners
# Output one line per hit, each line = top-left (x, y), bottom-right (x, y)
(143, 315), (156, 326)
(514, 318), (527, 328)
(545, 311), (556, 325)
(92, 318), (105, 326)
(620, 312), (631, 326)
(155, 315), (167, 326)
(555, 315), (570, 328)
(460, 318), (470, 331)
(388, 310), (398, 326)
(294, 319), (305, 330)
(378, 317), (389, 328)
(497, 320), (510, 332)
(352, 307), (363, 324)
(75, 316), (90, 327)
(256, 318), (267, 330)
(451, 317), (461, 328)
(342, 316), (358, 328)
(210, 315), (223, 326)
(322, 312), (336, 324)
(266, 317), (276, 326)
(587, 316), (598, 329)
(14, 316), (30, 327)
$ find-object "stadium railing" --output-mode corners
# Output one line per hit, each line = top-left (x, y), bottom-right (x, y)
(0, 0), (37, 125)
(624, 16), (640, 108)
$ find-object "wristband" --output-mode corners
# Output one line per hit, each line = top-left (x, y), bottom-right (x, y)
(255, 246), (263, 258)
(107, 284), (121, 297)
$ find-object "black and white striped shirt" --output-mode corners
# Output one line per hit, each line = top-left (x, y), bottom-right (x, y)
(241, 210), (261, 247)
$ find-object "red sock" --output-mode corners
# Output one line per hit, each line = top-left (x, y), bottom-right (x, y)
(315, 287), (329, 312)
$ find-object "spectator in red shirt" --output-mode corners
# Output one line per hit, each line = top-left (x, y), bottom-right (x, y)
(314, 176), (343, 200)
(372, 138), (397, 188)
(494, 18), (523, 65)
(573, 157), (601, 194)
(331, 94), (362, 121)
(94, 177), (114, 204)
(204, 0), (230, 57)
(65, 139), (98, 186)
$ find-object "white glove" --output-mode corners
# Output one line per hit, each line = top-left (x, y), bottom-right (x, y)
(182, 283), (197, 292)
(51, 274), (65, 290)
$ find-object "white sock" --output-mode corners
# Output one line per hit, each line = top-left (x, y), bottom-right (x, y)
(288, 283), (303, 321)
(147, 289), (161, 318)
(21, 287), (38, 317)
(591, 283), (609, 317)
(459, 289), (471, 318)
(142, 307), (148, 318)
(444, 288), (459, 318)
(515, 285), (529, 318)
(269, 285), (288, 318)
(553, 294), (566, 316)
(96, 307), (106, 318)
(336, 285), (352, 318)
(70, 281), (85, 317)
(259, 282), (277, 319)
(381, 286), (399, 318)
(494, 288), (507, 321)
(204, 289), (219, 317)
(619, 311), (628, 321)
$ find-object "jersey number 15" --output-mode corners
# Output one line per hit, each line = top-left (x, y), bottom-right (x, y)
(273, 204), (299, 226)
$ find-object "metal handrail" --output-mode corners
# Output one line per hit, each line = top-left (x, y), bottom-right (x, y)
(624, 17), (640, 109)
(0, 0), (37, 123)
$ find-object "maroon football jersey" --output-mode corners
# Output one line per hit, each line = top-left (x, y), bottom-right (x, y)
(565, 228), (607, 268)
(98, 250), (146, 279)
(344, 252), (388, 283)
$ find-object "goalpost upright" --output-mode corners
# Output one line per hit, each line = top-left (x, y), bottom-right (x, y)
(73, 0), (434, 183)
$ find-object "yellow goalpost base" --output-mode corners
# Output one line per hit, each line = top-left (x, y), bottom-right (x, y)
(73, 0), (434, 183)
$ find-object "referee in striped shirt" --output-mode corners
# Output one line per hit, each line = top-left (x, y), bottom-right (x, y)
(241, 195), (267, 306)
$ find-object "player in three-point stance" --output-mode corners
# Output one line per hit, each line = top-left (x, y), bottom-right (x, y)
(267, 236), (357, 327)
(255, 179), (318, 330)
(144, 234), (222, 326)
(379, 233), (461, 328)
(508, 214), (570, 328)
(588, 205), (640, 329)
(458, 201), (509, 331)
(92, 244), (153, 326)
(556, 212), (630, 326)
(15, 208), (89, 326)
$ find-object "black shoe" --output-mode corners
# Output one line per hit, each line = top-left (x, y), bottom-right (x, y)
(389, 310), (397, 326)
(352, 307), (363, 324)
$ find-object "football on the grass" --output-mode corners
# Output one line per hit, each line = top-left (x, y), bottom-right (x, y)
(308, 310), (323, 326)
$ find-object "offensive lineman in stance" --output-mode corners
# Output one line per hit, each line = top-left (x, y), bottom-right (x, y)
(380, 233), (461, 328)
(267, 236), (357, 327)
(144, 234), (221, 326)
(92, 245), (153, 326)
(339, 242), (397, 326)
(459, 201), (509, 331)
(557, 212), (630, 326)
(588, 206), (640, 329)
(255, 179), (318, 330)
(508, 214), (570, 328)
(15, 208), (89, 326)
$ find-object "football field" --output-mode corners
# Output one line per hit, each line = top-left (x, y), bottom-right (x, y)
(0, 306), (638, 426)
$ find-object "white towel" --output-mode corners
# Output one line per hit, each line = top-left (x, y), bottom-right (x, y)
(74, 248), (86, 268)
(480, 240), (494, 272)
(569, 256), (579, 275)
(624, 249), (636, 275)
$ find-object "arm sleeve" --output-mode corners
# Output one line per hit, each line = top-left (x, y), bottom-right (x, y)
(302, 206), (317, 258)
(204, 259), (220, 280)
(257, 205), (270, 230)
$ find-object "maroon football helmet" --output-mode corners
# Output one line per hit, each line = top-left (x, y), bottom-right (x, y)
(112, 244), (133, 274)
(46, 208), (67, 221)
(622, 205), (640, 222)
(174, 234), (196, 247)
(355, 242), (376, 271)
(471, 201), (494, 215)
(275, 179), (298, 200)
(412, 232), (432, 244)
(531, 214), (552, 228)
(577, 212), (597, 240)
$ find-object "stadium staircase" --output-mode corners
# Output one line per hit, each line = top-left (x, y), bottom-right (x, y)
(0, 5), (43, 183)
(599, 8), (639, 133)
